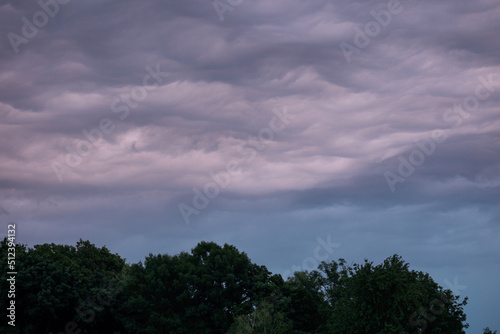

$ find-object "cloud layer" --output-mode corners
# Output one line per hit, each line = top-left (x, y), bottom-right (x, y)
(1, 0), (499, 332)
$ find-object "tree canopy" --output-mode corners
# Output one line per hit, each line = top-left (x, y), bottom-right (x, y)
(1, 238), (479, 334)
(318, 255), (468, 333)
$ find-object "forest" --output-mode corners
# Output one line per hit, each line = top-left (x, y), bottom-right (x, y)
(0, 238), (495, 334)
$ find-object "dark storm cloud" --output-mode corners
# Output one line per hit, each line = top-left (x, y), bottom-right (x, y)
(1, 0), (499, 332)
(0, 0), (498, 216)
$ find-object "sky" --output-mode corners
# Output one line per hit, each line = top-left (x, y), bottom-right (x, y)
(1, 0), (499, 332)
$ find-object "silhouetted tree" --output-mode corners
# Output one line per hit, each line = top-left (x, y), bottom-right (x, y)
(318, 254), (468, 334)
(116, 241), (273, 333)
(0, 238), (125, 334)
(0, 239), (475, 334)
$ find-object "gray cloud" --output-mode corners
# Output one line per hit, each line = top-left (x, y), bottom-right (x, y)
(1, 0), (499, 332)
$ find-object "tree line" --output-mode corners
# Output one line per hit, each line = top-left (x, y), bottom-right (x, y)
(0, 238), (495, 333)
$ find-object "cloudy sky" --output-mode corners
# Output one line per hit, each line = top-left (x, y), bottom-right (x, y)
(1, 0), (499, 331)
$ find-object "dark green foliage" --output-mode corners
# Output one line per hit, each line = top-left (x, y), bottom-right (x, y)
(227, 302), (292, 334)
(116, 241), (273, 334)
(1, 238), (125, 334)
(1, 239), (473, 334)
(283, 271), (329, 333)
(318, 255), (468, 334)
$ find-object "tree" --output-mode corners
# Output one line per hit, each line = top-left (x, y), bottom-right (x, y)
(185, 241), (271, 332)
(283, 270), (329, 333)
(0, 238), (126, 334)
(227, 302), (291, 334)
(0, 239), (476, 334)
(318, 254), (469, 334)
(483, 328), (498, 334)
(117, 241), (274, 334)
